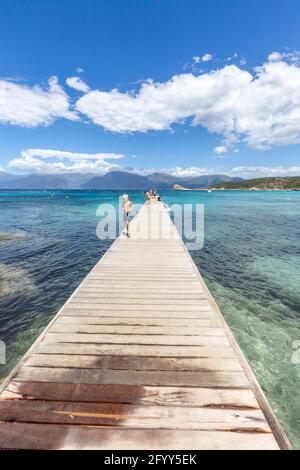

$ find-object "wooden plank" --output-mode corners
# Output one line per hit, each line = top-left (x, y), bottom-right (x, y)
(0, 423), (279, 450)
(35, 342), (236, 358)
(61, 309), (214, 318)
(55, 316), (220, 327)
(88, 266), (194, 269)
(49, 324), (225, 336)
(26, 354), (243, 372)
(42, 332), (230, 346)
(98, 264), (190, 267)
(76, 292), (205, 299)
(1, 382), (260, 408)
(90, 271), (196, 276)
(78, 285), (203, 294)
(110, 250), (186, 253)
(62, 303), (211, 311)
(81, 281), (201, 288)
(69, 298), (207, 306)
(0, 400), (270, 431)
(85, 273), (197, 279)
(110, 248), (186, 252)
(95, 258), (194, 263)
(15, 366), (250, 388)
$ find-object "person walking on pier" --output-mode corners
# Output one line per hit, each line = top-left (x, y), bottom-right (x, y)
(122, 193), (133, 237)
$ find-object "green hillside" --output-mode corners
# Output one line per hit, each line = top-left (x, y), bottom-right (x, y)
(214, 176), (300, 190)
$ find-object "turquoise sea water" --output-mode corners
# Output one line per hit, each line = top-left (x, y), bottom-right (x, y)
(0, 189), (299, 447)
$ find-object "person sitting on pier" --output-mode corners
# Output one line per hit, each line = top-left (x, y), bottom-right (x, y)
(122, 193), (133, 238)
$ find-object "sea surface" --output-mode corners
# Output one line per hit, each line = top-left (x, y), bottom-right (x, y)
(0, 189), (299, 447)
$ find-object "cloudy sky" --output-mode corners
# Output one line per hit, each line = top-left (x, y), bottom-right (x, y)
(1, 0), (300, 178)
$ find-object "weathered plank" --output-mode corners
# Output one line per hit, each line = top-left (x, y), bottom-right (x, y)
(49, 324), (225, 336)
(0, 400), (270, 431)
(69, 298), (209, 307)
(35, 342), (236, 358)
(62, 303), (211, 311)
(81, 281), (202, 289)
(42, 332), (230, 346)
(26, 354), (243, 372)
(0, 423), (279, 450)
(55, 316), (220, 327)
(1, 382), (260, 408)
(15, 366), (250, 388)
(61, 309), (214, 318)
(70, 297), (207, 306)
(77, 290), (205, 297)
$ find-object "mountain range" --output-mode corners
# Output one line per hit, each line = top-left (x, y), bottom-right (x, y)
(0, 170), (242, 190)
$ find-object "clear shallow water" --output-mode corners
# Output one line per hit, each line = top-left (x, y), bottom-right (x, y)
(0, 189), (299, 447)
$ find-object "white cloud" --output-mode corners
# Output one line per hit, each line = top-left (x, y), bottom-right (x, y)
(8, 149), (125, 174)
(0, 76), (77, 127)
(21, 148), (124, 161)
(202, 53), (213, 62)
(76, 67), (84, 74)
(226, 52), (238, 62)
(6, 149), (300, 179)
(161, 166), (216, 177)
(2, 52), (300, 157)
(76, 57), (300, 151)
(192, 56), (201, 64)
(268, 51), (284, 62)
(192, 54), (212, 64)
(213, 146), (228, 154)
(66, 76), (90, 93)
(268, 50), (300, 65)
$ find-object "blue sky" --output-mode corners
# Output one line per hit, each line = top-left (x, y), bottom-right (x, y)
(1, 0), (300, 178)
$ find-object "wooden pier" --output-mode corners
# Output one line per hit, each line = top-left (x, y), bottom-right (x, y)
(0, 201), (291, 449)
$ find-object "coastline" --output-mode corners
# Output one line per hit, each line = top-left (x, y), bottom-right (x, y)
(173, 187), (300, 191)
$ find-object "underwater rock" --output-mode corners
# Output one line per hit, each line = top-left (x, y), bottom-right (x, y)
(0, 263), (38, 299)
(0, 231), (27, 242)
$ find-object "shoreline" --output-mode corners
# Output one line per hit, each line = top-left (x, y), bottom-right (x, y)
(173, 187), (300, 191)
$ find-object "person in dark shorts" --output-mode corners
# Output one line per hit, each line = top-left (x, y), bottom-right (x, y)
(122, 193), (133, 237)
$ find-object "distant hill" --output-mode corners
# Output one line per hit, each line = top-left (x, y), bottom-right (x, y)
(147, 172), (180, 186)
(0, 170), (242, 190)
(214, 176), (300, 190)
(147, 172), (242, 188)
(0, 174), (71, 190)
(0, 171), (19, 182)
(179, 174), (243, 188)
(58, 172), (99, 187)
(0, 172), (99, 189)
(82, 171), (165, 189)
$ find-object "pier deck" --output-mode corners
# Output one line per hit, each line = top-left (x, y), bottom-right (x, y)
(0, 201), (290, 449)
